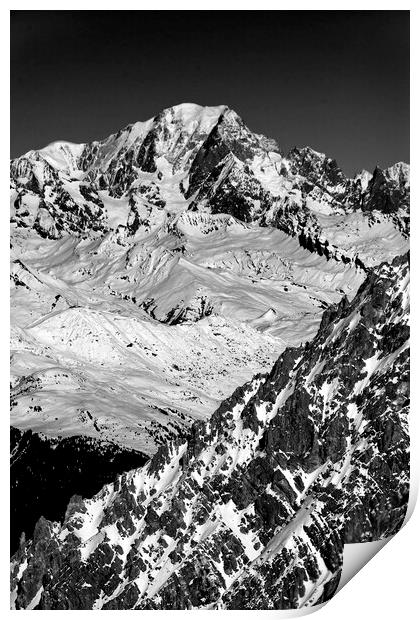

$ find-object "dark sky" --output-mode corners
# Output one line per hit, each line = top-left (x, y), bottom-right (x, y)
(11, 11), (409, 175)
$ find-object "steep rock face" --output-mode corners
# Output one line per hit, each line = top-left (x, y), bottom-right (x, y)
(10, 104), (230, 238)
(189, 153), (274, 223)
(184, 108), (279, 198)
(361, 164), (410, 236)
(11, 255), (409, 610)
(10, 428), (147, 556)
(288, 146), (346, 189)
(82, 104), (230, 194)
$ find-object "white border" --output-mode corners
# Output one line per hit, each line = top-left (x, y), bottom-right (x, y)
(3, 4), (418, 619)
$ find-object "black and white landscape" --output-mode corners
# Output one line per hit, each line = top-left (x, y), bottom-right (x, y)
(10, 103), (410, 609)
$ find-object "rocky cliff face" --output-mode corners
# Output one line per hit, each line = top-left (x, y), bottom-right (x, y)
(11, 254), (409, 609)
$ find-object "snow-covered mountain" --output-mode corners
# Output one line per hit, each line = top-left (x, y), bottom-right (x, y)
(11, 254), (409, 609)
(10, 104), (407, 451)
(10, 103), (409, 609)
(11, 103), (408, 261)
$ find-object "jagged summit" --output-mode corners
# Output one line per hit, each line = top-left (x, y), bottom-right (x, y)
(384, 161), (410, 185)
(19, 103), (229, 156)
(15, 103), (236, 177)
(12, 102), (409, 235)
(156, 102), (230, 126)
(13, 103), (409, 186)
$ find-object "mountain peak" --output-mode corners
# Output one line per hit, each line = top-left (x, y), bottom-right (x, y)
(384, 161), (410, 185)
(161, 102), (230, 121)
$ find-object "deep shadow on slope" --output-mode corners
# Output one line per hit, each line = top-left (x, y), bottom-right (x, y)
(10, 427), (148, 555)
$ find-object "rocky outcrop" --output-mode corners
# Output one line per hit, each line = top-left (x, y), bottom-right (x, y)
(288, 146), (346, 189)
(140, 294), (214, 325)
(361, 164), (410, 235)
(189, 154), (273, 223)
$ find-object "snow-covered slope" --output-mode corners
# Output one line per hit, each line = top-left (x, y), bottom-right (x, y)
(11, 103), (407, 455)
(11, 255), (409, 609)
(10, 215), (363, 452)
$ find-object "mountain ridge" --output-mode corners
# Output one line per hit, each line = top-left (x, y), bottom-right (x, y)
(11, 103), (409, 264)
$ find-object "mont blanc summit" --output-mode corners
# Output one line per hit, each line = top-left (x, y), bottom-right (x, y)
(10, 104), (409, 609)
